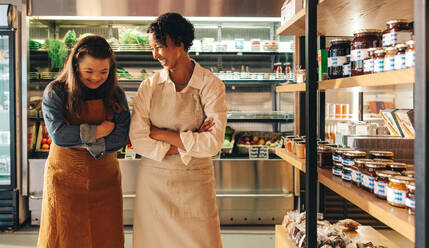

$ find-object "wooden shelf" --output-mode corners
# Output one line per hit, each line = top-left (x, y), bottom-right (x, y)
(275, 225), (400, 248)
(276, 69), (415, 93)
(275, 149), (306, 172)
(276, 0), (413, 36)
(318, 168), (415, 242)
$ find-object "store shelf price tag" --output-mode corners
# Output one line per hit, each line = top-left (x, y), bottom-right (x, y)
(249, 145), (269, 160)
(237, 52), (243, 56)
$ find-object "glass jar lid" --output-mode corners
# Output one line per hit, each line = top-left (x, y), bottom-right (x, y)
(407, 182), (415, 190)
(376, 170), (400, 178)
(402, 170), (415, 178)
(330, 38), (351, 44)
(374, 158), (394, 163)
(387, 162), (407, 169)
(342, 151), (367, 157)
(406, 40), (415, 47)
(353, 29), (382, 35)
(370, 151), (394, 157)
(355, 158), (374, 164)
(374, 49), (387, 56)
(365, 161), (387, 168)
(333, 162), (343, 167)
(389, 175), (415, 184)
(386, 19), (410, 25)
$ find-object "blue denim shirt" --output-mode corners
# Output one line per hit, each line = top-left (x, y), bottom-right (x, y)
(42, 81), (130, 159)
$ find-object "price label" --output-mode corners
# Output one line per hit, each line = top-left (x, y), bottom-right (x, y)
(249, 145), (269, 160)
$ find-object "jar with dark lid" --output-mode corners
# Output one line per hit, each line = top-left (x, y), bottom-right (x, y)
(352, 159), (373, 186)
(332, 148), (354, 163)
(328, 39), (351, 79)
(361, 161), (386, 192)
(342, 165), (353, 182)
(351, 29), (382, 76)
(317, 146), (333, 168)
(363, 48), (377, 74)
(386, 162), (407, 173)
(387, 176), (414, 207)
(382, 19), (411, 47)
(374, 170), (401, 199)
(406, 182), (415, 215)
(406, 40), (415, 68)
(369, 151), (394, 160)
(332, 162), (343, 177)
(384, 46), (397, 71)
(374, 49), (386, 73)
(395, 44), (408, 70)
(341, 151), (366, 166)
(402, 170), (415, 178)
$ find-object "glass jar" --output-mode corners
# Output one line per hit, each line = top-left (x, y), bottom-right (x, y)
(328, 39), (351, 79)
(332, 148), (354, 163)
(374, 49), (386, 73)
(284, 135), (296, 152)
(341, 151), (366, 166)
(363, 48), (377, 74)
(361, 161), (387, 192)
(382, 19), (412, 47)
(369, 151), (394, 160)
(332, 162), (343, 177)
(406, 182), (415, 215)
(406, 40), (415, 68)
(342, 165), (353, 182)
(284, 62), (293, 81)
(387, 176), (415, 207)
(386, 162), (407, 173)
(402, 170), (415, 178)
(352, 159), (373, 186)
(374, 170), (401, 199)
(351, 29), (382, 76)
(296, 141), (306, 159)
(291, 138), (303, 154)
(384, 46), (397, 71)
(395, 44), (408, 70)
(317, 146), (333, 168)
(274, 62), (283, 75)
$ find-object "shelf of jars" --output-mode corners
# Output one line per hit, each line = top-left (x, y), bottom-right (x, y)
(276, 68), (415, 93)
(275, 225), (400, 248)
(274, 147), (415, 242)
(276, 0), (413, 36)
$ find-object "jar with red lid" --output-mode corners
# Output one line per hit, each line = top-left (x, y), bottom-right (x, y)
(351, 29), (382, 76)
(382, 19), (412, 47)
(406, 182), (415, 215)
(374, 170), (401, 199)
(328, 39), (351, 79)
(361, 161), (386, 192)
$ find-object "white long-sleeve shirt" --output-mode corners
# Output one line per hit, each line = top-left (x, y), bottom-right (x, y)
(129, 62), (227, 165)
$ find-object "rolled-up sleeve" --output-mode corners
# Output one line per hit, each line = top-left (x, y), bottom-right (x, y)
(179, 76), (227, 164)
(42, 83), (86, 147)
(130, 79), (171, 161)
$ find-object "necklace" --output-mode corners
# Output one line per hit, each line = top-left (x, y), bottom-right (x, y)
(169, 70), (190, 85)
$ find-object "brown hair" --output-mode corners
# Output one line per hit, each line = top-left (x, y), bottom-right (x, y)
(56, 35), (125, 117)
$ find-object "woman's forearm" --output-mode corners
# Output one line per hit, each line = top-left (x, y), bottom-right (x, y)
(150, 126), (185, 150)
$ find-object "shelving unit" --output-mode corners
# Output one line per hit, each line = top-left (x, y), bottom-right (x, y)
(276, 68), (415, 93)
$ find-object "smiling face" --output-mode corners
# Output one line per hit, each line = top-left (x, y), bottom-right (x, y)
(78, 55), (110, 89)
(148, 32), (184, 70)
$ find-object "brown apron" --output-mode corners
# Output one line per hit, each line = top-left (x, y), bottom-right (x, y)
(133, 84), (222, 248)
(37, 99), (124, 248)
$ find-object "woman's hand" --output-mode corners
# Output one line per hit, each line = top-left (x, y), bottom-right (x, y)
(199, 118), (215, 133)
(166, 145), (179, 155)
(96, 121), (115, 139)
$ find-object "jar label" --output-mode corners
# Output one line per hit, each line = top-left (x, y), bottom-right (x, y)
(374, 58), (384, 73)
(328, 56), (347, 67)
(361, 174), (375, 190)
(342, 159), (354, 166)
(342, 173), (351, 181)
(364, 59), (374, 73)
(405, 197), (415, 209)
(382, 33), (391, 47)
(406, 50), (415, 68)
(332, 168), (342, 176)
(390, 31), (412, 46)
(394, 54), (407, 70)
(351, 49), (370, 62)
(384, 57), (395, 71)
(333, 155), (342, 162)
(387, 187), (406, 206)
(343, 64), (351, 76)
(374, 181), (387, 197)
(351, 169), (361, 183)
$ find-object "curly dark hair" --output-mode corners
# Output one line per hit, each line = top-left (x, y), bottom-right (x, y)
(147, 12), (195, 52)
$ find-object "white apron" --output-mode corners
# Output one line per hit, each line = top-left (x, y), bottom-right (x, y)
(133, 84), (222, 248)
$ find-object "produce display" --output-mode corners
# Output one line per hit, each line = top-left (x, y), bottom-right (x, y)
(36, 124), (52, 152)
(44, 38), (68, 71)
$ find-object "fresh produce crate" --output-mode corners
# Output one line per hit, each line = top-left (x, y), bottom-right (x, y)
(236, 131), (283, 154)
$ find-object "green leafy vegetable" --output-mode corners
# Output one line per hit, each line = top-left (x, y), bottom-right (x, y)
(64, 30), (77, 48)
(45, 39), (68, 72)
